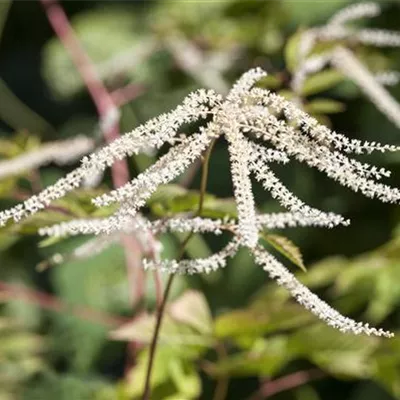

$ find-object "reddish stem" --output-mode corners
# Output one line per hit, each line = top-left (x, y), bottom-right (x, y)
(110, 83), (146, 108)
(246, 369), (325, 400)
(39, 0), (164, 375)
(39, 0), (160, 307)
(40, 0), (113, 116)
(39, 0), (128, 186)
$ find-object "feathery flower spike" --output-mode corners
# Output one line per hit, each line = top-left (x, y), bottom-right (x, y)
(3, 66), (400, 338)
(0, 135), (94, 180)
(252, 246), (393, 337)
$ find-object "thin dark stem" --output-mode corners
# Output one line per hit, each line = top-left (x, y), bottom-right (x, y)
(141, 139), (217, 400)
(141, 273), (175, 400)
(198, 139), (216, 215)
(212, 343), (229, 400)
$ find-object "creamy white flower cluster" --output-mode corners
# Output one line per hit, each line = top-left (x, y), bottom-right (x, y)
(252, 246), (393, 337)
(2, 67), (399, 337)
(327, 2), (380, 26)
(4, 67), (400, 239)
(375, 71), (400, 87)
(0, 135), (94, 180)
(0, 89), (220, 226)
(137, 214), (392, 337)
(136, 213), (315, 275)
(332, 47), (400, 129)
(300, 2), (400, 60)
(292, 2), (400, 127)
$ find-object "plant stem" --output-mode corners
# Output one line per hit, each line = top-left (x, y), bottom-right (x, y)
(40, 0), (151, 306)
(212, 343), (229, 400)
(141, 138), (216, 400)
(40, 0), (161, 375)
(141, 273), (175, 400)
(246, 369), (325, 400)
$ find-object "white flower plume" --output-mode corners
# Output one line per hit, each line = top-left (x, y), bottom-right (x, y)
(0, 135), (94, 180)
(3, 68), (400, 247)
(0, 89), (221, 226)
(327, 2), (381, 26)
(332, 47), (400, 129)
(133, 214), (393, 337)
(2, 67), (400, 338)
(291, 2), (400, 130)
(251, 245), (393, 338)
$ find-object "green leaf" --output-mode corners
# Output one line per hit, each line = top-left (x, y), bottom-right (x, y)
(149, 184), (238, 219)
(305, 99), (345, 114)
(110, 314), (213, 351)
(365, 265), (400, 323)
(281, 0), (350, 25)
(289, 324), (378, 378)
(0, 177), (18, 197)
(169, 290), (213, 335)
(258, 74), (282, 90)
(122, 346), (201, 400)
(284, 30), (305, 73)
(298, 256), (347, 288)
(49, 242), (129, 372)
(214, 303), (312, 339)
(263, 233), (306, 272)
(372, 334), (400, 398)
(301, 70), (344, 96)
(208, 336), (290, 378)
(173, 232), (212, 259)
(169, 358), (201, 398)
(22, 371), (116, 400)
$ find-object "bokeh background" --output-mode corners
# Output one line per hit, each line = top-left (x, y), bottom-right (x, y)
(1, 1), (400, 399)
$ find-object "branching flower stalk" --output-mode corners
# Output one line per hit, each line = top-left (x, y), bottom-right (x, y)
(1, 65), (399, 400)
(141, 139), (216, 400)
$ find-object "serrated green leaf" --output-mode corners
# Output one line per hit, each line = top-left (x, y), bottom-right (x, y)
(301, 70), (344, 96)
(263, 233), (306, 272)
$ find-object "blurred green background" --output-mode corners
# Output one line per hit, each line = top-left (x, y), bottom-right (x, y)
(1, 1), (400, 399)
